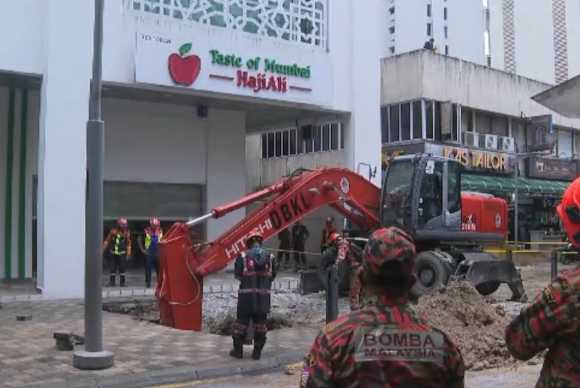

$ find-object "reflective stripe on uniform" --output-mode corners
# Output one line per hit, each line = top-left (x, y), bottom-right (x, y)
(113, 234), (126, 255)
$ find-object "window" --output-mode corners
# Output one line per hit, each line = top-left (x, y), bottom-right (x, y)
(447, 161), (461, 214)
(275, 131), (282, 156)
(313, 126), (322, 152)
(267, 133), (275, 157)
(451, 103), (459, 141)
(434, 102), (442, 140)
(331, 124), (339, 150)
(412, 101), (423, 139)
(445, 45), (449, 55)
(389, 26), (395, 34)
(389, 46), (395, 54)
(444, 26), (448, 39)
(426, 101), (434, 140)
(427, 23), (432, 36)
(289, 129), (297, 155)
(282, 130), (289, 156)
(389, 6), (395, 14)
(381, 106), (389, 143)
(389, 105), (400, 142)
(261, 134), (268, 158)
(427, 4), (431, 16)
(401, 103), (411, 141)
(444, 7), (447, 20)
(322, 125), (330, 151)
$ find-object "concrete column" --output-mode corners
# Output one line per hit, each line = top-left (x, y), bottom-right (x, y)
(344, 0), (382, 187)
(205, 109), (246, 243)
(36, 0), (94, 296)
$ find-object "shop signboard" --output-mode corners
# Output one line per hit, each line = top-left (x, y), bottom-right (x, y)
(134, 23), (334, 107)
(527, 157), (578, 181)
(381, 142), (426, 167)
(425, 143), (516, 174)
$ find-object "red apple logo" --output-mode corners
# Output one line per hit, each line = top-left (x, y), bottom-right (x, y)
(168, 43), (201, 86)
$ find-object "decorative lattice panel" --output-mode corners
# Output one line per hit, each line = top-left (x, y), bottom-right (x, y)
(124, 0), (327, 49)
(502, 0), (516, 74)
(552, 0), (568, 84)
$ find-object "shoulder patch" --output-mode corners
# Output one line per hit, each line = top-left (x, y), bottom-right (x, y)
(307, 351), (316, 367)
(354, 326), (445, 363)
(543, 284), (556, 304)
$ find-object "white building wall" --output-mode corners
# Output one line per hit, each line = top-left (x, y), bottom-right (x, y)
(386, 0), (485, 65)
(0, 0), (44, 75)
(101, 99), (207, 185)
(381, 51), (580, 131)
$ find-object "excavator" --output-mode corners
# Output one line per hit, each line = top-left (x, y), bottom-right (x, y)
(156, 153), (526, 331)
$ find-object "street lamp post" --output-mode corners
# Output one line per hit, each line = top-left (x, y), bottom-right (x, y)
(73, 0), (114, 370)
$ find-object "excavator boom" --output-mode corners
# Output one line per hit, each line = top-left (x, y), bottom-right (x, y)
(156, 167), (381, 331)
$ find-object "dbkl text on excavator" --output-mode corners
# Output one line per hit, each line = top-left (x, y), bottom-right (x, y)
(156, 153), (526, 331)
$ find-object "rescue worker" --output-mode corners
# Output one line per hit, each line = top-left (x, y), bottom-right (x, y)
(103, 218), (132, 287)
(138, 217), (163, 288)
(292, 220), (309, 271)
(320, 217), (336, 254)
(230, 228), (277, 361)
(276, 227), (291, 270)
(301, 227), (465, 387)
(329, 232), (364, 311)
(505, 176), (580, 387)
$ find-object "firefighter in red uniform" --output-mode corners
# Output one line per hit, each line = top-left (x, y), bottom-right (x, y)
(103, 218), (132, 287)
(301, 227), (465, 387)
(329, 232), (364, 311)
(138, 217), (163, 288)
(230, 228), (277, 360)
(320, 217), (337, 253)
(505, 176), (580, 387)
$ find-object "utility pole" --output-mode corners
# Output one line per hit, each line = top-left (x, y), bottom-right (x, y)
(73, 0), (114, 370)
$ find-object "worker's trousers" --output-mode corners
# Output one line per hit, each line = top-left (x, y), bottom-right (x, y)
(232, 313), (268, 346)
(145, 251), (159, 285)
(277, 244), (290, 264)
(292, 244), (307, 266)
(109, 253), (127, 285)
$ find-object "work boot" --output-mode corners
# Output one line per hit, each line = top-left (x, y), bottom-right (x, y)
(252, 343), (265, 360)
(106, 275), (115, 287)
(229, 338), (243, 359)
(120, 275), (127, 287)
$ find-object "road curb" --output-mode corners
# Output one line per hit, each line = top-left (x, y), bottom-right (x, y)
(32, 351), (306, 388)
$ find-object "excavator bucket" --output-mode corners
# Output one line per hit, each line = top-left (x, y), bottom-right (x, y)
(156, 222), (203, 331)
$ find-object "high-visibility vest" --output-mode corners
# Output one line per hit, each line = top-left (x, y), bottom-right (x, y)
(112, 233), (128, 255)
(145, 228), (163, 251)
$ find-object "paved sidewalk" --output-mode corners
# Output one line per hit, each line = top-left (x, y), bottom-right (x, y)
(0, 299), (318, 388)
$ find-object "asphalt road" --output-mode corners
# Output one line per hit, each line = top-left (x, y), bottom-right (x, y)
(146, 363), (543, 388)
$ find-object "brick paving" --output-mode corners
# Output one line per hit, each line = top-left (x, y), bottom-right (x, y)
(0, 299), (318, 388)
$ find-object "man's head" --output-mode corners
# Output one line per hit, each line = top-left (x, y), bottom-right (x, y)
(150, 217), (160, 229)
(117, 218), (128, 231)
(246, 228), (264, 249)
(557, 176), (580, 247)
(328, 232), (342, 247)
(362, 227), (417, 296)
(325, 217), (334, 227)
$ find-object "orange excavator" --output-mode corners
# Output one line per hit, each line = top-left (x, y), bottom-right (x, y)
(156, 153), (526, 331)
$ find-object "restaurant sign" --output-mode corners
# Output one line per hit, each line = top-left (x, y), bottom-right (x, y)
(527, 157), (578, 181)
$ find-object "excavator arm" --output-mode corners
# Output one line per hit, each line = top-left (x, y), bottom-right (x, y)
(156, 167), (381, 331)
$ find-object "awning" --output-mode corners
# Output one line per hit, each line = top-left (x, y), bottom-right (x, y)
(531, 74), (580, 119)
(461, 174), (571, 196)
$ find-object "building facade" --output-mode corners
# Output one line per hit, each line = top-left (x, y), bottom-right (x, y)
(0, 0), (385, 297)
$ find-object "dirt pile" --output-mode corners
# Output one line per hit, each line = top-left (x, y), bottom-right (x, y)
(416, 282), (542, 371)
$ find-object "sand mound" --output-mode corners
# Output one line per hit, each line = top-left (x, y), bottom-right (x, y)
(416, 282), (542, 371)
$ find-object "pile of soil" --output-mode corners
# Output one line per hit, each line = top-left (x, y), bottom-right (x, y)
(416, 282), (542, 371)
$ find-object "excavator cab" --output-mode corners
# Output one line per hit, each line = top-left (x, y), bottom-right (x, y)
(380, 153), (462, 237)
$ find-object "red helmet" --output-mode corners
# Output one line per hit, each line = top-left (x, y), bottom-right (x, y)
(150, 217), (160, 227)
(117, 218), (128, 228)
(328, 232), (341, 245)
(246, 228), (263, 246)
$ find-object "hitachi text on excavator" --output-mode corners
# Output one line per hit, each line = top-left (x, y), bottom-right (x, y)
(156, 153), (526, 331)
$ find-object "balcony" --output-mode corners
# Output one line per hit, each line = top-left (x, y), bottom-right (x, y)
(124, 0), (328, 49)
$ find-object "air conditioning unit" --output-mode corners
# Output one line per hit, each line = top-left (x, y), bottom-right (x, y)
(499, 136), (515, 152)
(463, 131), (480, 148)
(484, 134), (498, 150)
